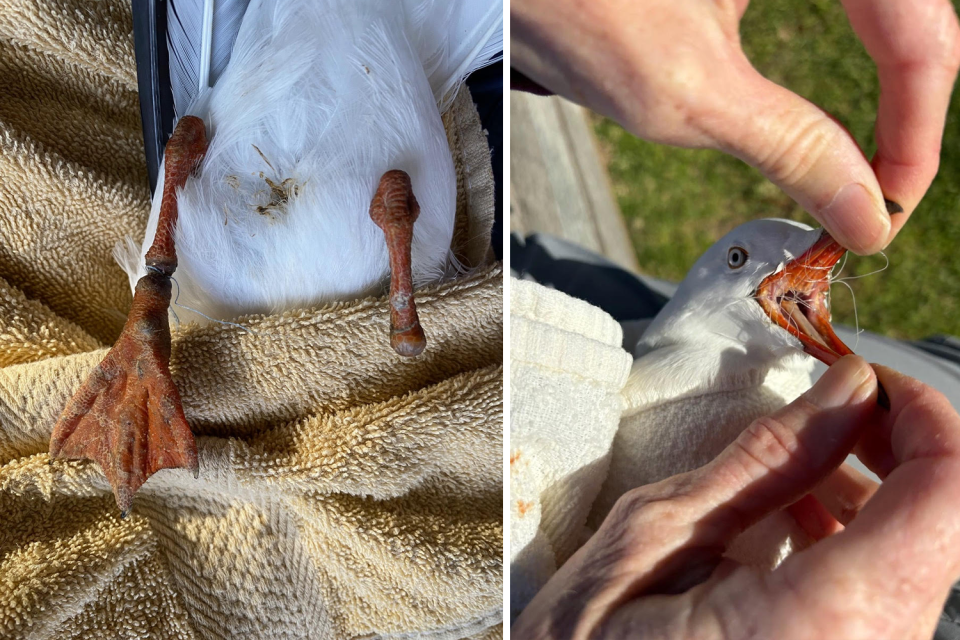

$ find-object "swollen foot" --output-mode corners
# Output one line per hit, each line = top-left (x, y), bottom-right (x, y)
(369, 170), (427, 357)
(49, 272), (197, 514)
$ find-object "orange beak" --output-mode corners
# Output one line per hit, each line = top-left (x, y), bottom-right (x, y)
(755, 229), (853, 367)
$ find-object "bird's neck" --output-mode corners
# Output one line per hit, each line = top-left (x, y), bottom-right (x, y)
(624, 327), (810, 414)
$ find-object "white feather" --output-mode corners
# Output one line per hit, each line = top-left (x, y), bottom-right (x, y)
(122, 0), (499, 324)
(167, 0), (501, 119)
(402, 0), (503, 109)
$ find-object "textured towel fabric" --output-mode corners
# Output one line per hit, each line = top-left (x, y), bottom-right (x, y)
(509, 280), (632, 620)
(0, 1), (502, 638)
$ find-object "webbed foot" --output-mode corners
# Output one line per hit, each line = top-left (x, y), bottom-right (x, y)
(50, 272), (197, 514)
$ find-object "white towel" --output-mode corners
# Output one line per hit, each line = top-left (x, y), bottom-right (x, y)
(509, 280), (632, 619)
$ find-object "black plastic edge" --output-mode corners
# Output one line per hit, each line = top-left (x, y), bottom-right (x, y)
(131, 0), (176, 195)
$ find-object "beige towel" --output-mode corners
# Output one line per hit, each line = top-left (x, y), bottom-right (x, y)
(0, 1), (503, 638)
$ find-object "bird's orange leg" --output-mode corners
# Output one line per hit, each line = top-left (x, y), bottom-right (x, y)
(369, 170), (427, 357)
(50, 116), (208, 515)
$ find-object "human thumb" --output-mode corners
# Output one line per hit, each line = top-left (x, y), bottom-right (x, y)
(689, 356), (877, 534)
(704, 69), (891, 255)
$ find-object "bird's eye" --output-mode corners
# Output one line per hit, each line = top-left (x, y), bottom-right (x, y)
(727, 246), (748, 269)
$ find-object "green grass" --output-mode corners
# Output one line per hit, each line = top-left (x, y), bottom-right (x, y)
(593, 0), (960, 340)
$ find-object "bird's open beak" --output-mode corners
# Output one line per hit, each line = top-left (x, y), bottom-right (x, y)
(755, 229), (853, 367)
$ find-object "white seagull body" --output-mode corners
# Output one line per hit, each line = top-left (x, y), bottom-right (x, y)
(51, 0), (502, 513)
(118, 0), (502, 322)
(589, 219), (853, 565)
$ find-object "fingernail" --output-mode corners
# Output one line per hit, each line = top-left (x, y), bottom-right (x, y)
(804, 356), (874, 409)
(819, 183), (891, 255)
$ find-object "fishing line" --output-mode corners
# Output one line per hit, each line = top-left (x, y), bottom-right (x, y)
(170, 275), (260, 335)
(827, 250), (887, 351)
(170, 304), (181, 331)
(832, 251), (890, 283)
(833, 279), (862, 350)
(832, 252), (850, 281)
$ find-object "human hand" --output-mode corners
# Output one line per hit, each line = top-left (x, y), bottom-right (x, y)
(511, 0), (960, 255)
(512, 356), (960, 639)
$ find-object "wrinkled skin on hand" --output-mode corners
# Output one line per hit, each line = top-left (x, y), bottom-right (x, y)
(514, 356), (960, 640)
(512, 0), (960, 255)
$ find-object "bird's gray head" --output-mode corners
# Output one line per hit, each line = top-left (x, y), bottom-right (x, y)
(640, 218), (851, 366)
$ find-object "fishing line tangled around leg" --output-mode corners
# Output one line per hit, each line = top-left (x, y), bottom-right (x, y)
(170, 276), (259, 335)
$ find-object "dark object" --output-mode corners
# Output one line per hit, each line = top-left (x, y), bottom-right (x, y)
(510, 68), (553, 96)
(885, 199), (904, 214)
(911, 335), (960, 367)
(132, 0), (176, 194)
(467, 60), (503, 260)
(876, 379), (890, 410)
(940, 580), (960, 640)
(512, 233), (669, 322)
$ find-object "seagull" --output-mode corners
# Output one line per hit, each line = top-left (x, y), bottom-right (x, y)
(589, 218), (867, 563)
(47, 0), (502, 514)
